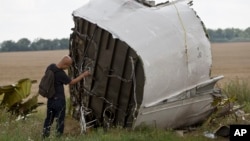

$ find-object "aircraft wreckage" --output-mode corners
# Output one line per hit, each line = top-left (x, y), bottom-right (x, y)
(68, 0), (223, 132)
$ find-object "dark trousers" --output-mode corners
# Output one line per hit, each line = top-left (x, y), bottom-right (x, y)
(42, 98), (66, 137)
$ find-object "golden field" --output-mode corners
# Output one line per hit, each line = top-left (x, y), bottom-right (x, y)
(211, 42), (250, 85)
(0, 50), (71, 103)
(0, 42), (250, 101)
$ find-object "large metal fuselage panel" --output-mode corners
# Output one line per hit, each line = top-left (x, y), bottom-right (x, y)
(69, 17), (145, 127)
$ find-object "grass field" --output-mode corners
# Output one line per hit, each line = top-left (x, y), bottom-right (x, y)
(0, 42), (250, 140)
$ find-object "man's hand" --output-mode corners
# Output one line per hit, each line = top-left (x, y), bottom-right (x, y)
(81, 70), (91, 78)
(69, 70), (91, 85)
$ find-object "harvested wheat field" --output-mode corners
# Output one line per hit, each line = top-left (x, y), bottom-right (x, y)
(1, 42), (250, 99)
(211, 42), (250, 86)
(0, 50), (70, 104)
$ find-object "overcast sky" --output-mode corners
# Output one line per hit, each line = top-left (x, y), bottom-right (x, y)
(0, 0), (249, 43)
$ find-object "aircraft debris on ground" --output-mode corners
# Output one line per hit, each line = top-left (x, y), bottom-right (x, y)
(68, 0), (224, 133)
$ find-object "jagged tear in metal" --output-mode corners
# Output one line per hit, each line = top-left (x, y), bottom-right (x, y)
(68, 0), (223, 131)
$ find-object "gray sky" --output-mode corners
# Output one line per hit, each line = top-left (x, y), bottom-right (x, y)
(0, 0), (249, 43)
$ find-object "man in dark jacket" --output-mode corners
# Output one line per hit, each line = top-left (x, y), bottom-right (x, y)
(42, 55), (90, 138)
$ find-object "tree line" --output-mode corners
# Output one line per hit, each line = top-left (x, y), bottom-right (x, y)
(207, 27), (250, 42)
(0, 27), (250, 52)
(0, 38), (69, 52)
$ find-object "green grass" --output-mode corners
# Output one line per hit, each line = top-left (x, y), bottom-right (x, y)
(222, 77), (250, 112)
(0, 109), (227, 141)
(1, 78), (250, 141)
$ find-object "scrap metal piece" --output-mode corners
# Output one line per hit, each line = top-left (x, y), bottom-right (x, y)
(0, 78), (42, 117)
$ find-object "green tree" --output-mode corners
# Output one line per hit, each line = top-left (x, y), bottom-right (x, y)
(244, 27), (250, 38)
(224, 28), (235, 40)
(0, 40), (18, 52)
(30, 39), (54, 50)
(59, 38), (69, 49)
(16, 38), (31, 51)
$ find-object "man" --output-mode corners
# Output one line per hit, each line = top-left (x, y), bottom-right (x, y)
(42, 55), (90, 138)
